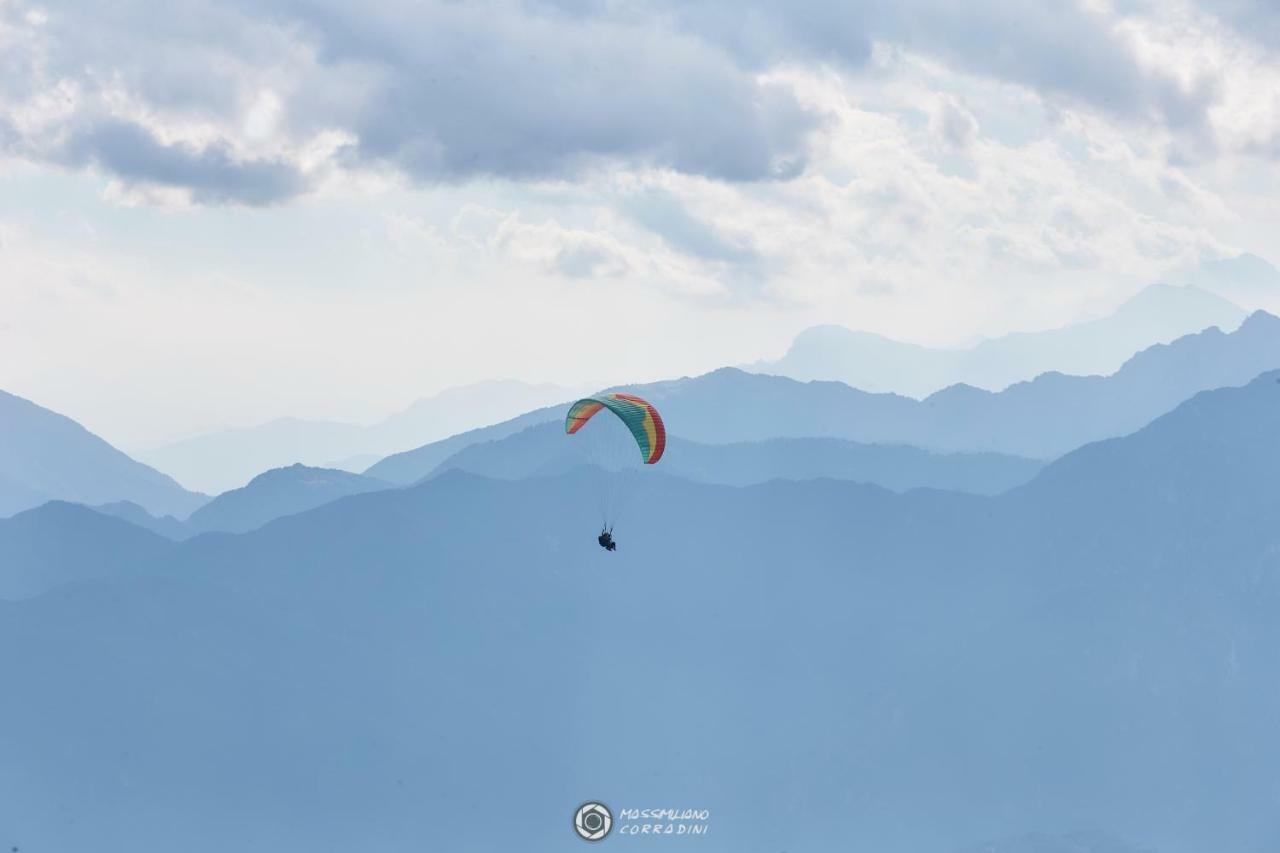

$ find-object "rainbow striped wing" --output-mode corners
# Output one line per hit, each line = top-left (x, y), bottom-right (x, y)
(564, 392), (666, 464)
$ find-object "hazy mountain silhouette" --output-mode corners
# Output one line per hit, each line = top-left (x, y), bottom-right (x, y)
(185, 464), (392, 535)
(370, 311), (1280, 483)
(1005, 369), (1280, 545)
(3, 372), (1280, 851)
(0, 472), (50, 517)
(139, 379), (574, 494)
(755, 283), (1246, 396)
(433, 421), (1043, 495)
(0, 390), (207, 519)
(1175, 252), (1280, 314)
(0, 501), (172, 598)
(366, 405), (575, 483)
(91, 501), (191, 540)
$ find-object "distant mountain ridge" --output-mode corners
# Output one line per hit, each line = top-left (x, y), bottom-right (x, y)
(431, 422), (1044, 495)
(754, 282), (1247, 396)
(84, 466), (395, 540)
(138, 379), (576, 494)
(0, 501), (172, 598)
(369, 311), (1280, 483)
(185, 465), (392, 535)
(92, 501), (191, 540)
(1175, 252), (1280, 314)
(0, 390), (206, 519)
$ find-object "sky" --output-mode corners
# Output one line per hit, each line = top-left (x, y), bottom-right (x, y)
(2, 0), (1280, 448)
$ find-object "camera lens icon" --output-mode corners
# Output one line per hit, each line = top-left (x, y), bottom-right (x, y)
(573, 801), (613, 842)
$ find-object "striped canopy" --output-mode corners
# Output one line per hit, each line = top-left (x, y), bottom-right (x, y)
(564, 392), (666, 464)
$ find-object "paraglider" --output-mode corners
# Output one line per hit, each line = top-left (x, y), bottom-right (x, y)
(565, 392), (666, 550)
(565, 392), (666, 464)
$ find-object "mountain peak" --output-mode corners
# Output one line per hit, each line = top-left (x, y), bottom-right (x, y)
(143, 380), (576, 494)
(754, 279), (1246, 396)
(1175, 253), (1280, 311)
(186, 464), (390, 535)
(0, 389), (205, 519)
(1238, 309), (1280, 331)
(1115, 282), (1238, 313)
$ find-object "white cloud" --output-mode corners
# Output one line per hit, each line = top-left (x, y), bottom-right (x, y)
(493, 217), (631, 280)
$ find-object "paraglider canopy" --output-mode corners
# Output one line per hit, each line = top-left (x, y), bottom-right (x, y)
(565, 391), (666, 536)
(564, 392), (666, 464)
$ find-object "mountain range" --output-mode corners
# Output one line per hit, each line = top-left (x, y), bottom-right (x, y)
(370, 311), (1280, 483)
(754, 280), (1253, 396)
(1174, 252), (1280, 314)
(137, 379), (575, 494)
(182, 464), (392, 536)
(7, 309), (1278, 541)
(91, 501), (191, 540)
(0, 501), (172, 599)
(2, 371), (1279, 851)
(114, 263), (1279, 496)
(79, 466), (394, 540)
(431, 422), (1044, 495)
(0, 390), (206, 519)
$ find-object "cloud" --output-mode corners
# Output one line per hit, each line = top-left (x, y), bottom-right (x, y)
(622, 190), (762, 271)
(53, 118), (306, 206)
(1, 0), (1257, 207)
(931, 96), (979, 148)
(879, 1), (1211, 130)
(305, 1), (821, 183)
(560, 0), (1217, 134)
(1196, 0), (1280, 48)
(491, 215), (632, 279)
(0, 0), (822, 203)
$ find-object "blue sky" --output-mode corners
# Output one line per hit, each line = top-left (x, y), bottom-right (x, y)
(2, 0), (1279, 446)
